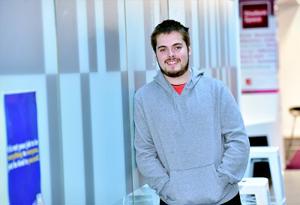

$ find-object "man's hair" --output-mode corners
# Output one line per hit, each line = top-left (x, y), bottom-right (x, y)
(151, 19), (190, 52)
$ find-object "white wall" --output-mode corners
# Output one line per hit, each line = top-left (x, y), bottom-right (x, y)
(278, 3), (300, 138)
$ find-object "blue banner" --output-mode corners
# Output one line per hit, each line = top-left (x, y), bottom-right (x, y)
(4, 92), (42, 205)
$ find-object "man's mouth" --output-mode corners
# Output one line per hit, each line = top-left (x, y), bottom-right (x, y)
(165, 58), (179, 65)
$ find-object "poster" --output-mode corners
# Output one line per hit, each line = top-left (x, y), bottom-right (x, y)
(239, 0), (278, 94)
(4, 92), (42, 205)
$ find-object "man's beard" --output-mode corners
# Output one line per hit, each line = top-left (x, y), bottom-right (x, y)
(159, 58), (189, 78)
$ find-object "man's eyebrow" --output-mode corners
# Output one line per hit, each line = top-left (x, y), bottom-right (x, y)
(157, 42), (183, 50)
(157, 45), (167, 50)
(173, 43), (183, 46)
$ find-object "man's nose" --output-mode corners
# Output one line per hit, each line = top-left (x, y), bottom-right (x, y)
(167, 48), (175, 57)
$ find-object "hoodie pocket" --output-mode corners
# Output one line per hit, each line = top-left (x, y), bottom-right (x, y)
(168, 163), (227, 204)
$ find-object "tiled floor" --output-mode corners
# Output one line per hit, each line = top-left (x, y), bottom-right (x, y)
(284, 170), (300, 205)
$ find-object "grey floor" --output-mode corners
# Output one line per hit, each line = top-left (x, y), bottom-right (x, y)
(284, 170), (300, 205)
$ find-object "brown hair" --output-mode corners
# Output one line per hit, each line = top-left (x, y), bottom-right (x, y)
(151, 19), (190, 52)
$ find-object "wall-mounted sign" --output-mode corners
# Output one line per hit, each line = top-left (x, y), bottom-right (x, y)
(242, 3), (269, 28)
(239, 0), (278, 94)
(4, 92), (42, 205)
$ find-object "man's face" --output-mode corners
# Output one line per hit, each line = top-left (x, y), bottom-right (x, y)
(155, 31), (191, 78)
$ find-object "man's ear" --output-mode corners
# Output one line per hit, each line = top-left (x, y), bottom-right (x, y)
(189, 46), (192, 55)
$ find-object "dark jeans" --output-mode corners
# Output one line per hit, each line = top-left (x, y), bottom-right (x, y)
(160, 193), (241, 205)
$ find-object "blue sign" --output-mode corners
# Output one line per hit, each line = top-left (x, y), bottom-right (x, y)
(4, 92), (41, 205)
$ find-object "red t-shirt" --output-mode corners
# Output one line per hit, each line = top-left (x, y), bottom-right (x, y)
(172, 83), (186, 95)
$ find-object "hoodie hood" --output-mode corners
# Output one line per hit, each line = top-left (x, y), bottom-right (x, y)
(153, 69), (205, 95)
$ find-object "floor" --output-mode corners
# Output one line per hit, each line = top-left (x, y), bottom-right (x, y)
(284, 169), (300, 205)
(284, 138), (300, 204)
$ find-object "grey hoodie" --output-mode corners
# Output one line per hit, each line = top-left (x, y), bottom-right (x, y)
(134, 69), (250, 205)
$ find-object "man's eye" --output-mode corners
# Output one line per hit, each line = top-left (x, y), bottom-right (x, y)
(159, 48), (166, 53)
(175, 46), (182, 50)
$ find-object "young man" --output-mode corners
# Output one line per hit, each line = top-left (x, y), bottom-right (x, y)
(134, 19), (250, 205)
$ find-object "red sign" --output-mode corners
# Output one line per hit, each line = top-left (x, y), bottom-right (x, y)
(242, 3), (269, 28)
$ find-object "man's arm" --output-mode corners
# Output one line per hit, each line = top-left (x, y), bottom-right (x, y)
(217, 85), (250, 184)
(134, 95), (170, 197)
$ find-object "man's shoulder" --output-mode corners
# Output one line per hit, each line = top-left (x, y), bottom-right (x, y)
(134, 81), (157, 100)
(200, 73), (226, 88)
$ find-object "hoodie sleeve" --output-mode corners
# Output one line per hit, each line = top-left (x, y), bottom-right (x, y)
(134, 94), (170, 198)
(217, 85), (250, 184)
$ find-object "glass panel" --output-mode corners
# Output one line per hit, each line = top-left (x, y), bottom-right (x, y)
(55, 0), (80, 73)
(0, 0), (44, 74)
(124, 0), (162, 204)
